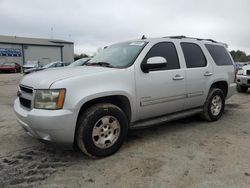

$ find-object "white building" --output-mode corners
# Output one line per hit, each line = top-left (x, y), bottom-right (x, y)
(0, 35), (74, 65)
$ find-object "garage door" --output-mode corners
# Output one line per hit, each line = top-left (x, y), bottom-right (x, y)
(24, 45), (61, 65)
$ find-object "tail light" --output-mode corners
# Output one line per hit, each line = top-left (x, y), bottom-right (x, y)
(233, 64), (237, 83)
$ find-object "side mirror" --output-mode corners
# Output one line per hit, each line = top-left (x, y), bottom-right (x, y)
(141, 56), (167, 73)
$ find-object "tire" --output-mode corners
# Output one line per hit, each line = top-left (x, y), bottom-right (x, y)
(236, 84), (248, 93)
(201, 88), (225, 122)
(76, 103), (128, 158)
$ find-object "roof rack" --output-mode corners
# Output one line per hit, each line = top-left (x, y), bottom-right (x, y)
(163, 35), (218, 43)
(163, 35), (186, 39)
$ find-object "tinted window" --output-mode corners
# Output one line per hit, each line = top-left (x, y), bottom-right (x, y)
(181, 43), (207, 68)
(205, 44), (233, 65)
(143, 42), (180, 70)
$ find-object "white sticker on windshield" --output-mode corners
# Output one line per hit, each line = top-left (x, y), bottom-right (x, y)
(129, 42), (145, 46)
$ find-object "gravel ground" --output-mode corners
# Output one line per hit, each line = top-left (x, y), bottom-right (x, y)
(0, 73), (250, 188)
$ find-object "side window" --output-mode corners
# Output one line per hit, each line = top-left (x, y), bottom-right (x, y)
(205, 44), (233, 66)
(143, 42), (180, 71)
(181, 43), (207, 68)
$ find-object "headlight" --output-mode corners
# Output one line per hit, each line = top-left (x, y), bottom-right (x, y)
(34, 89), (66, 110)
(237, 69), (244, 75)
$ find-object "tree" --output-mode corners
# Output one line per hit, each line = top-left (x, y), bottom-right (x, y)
(230, 50), (249, 62)
(247, 55), (250, 62)
(74, 53), (89, 61)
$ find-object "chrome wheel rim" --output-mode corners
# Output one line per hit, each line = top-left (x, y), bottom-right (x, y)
(211, 95), (222, 116)
(92, 116), (120, 149)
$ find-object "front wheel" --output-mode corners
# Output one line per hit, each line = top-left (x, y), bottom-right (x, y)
(201, 88), (225, 122)
(76, 103), (128, 158)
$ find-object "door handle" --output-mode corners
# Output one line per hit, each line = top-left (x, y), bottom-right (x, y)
(204, 72), (213, 76)
(173, 75), (184, 80)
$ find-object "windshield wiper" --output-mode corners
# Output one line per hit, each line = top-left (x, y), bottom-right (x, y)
(85, 62), (114, 68)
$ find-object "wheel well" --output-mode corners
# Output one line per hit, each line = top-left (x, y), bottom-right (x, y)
(210, 81), (228, 97)
(77, 95), (132, 123)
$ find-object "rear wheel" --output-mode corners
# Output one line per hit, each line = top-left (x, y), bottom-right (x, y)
(76, 103), (128, 158)
(237, 84), (248, 93)
(201, 88), (225, 121)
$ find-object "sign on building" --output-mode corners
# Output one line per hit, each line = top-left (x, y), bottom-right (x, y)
(0, 48), (22, 57)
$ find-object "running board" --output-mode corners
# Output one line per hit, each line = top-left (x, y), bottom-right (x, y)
(130, 108), (203, 129)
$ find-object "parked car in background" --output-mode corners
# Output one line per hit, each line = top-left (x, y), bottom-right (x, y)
(0, 62), (21, 73)
(68, 57), (90, 67)
(235, 62), (247, 70)
(236, 64), (250, 92)
(24, 61), (66, 75)
(23, 60), (41, 74)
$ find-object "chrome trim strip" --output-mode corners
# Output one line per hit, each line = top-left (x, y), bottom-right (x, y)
(187, 91), (204, 98)
(140, 91), (204, 107)
(140, 94), (186, 107)
(19, 92), (33, 100)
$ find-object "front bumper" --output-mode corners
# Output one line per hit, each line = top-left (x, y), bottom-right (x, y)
(236, 75), (250, 87)
(14, 98), (77, 145)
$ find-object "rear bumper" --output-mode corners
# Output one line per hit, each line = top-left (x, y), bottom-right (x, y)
(14, 98), (77, 146)
(227, 83), (236, 99)
(236, 75), (250, 87)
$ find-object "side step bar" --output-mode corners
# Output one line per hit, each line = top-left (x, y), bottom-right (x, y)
(130, 108), (203, 129)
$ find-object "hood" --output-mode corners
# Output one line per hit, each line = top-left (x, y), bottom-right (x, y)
(20, 66), (118, 89)
(242, 65), (250, 70)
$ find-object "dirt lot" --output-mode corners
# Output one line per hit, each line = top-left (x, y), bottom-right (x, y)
(0, 73), (250, 188)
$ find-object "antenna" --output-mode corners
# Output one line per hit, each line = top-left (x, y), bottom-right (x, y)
(141, 35), (146, 40)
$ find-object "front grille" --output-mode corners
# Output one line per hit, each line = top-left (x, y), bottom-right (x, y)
(20, 85), (33, 94)
(247, 70), (250, 75)
(19, 84), (33, 109)
(20, 97), (31, 109)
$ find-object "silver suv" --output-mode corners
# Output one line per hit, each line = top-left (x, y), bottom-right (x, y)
(14, 36), (236, 157)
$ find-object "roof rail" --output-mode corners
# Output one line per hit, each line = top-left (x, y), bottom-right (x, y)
(163, 35), (218, 43)
(163, 35), (186, 39)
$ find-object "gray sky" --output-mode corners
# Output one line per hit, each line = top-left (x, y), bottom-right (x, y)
(0, 0), (249, 55)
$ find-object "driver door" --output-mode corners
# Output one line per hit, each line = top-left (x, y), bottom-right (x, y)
(135, 42), (186, 120)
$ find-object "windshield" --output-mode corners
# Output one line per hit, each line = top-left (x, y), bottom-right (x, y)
(69, 58), (90, 67)
(87, 41), (147, 68)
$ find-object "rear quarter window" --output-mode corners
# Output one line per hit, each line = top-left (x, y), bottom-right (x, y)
(205, 44), (233, 66)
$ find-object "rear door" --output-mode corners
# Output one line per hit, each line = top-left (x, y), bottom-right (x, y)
(180, 42), (214, 109)
(205, 44), (235, 86)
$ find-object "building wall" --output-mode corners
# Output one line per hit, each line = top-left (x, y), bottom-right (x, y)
(0, 43), (22, 65)
(62, 43), (74, 63)
(0, 42), (74, 66)
(23, 45), (61, 66)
